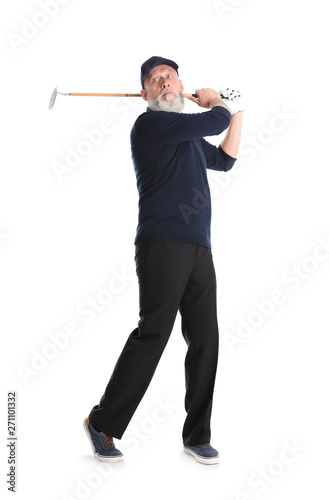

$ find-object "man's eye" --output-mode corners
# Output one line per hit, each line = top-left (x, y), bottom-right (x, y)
(167, 74), (172, 78)
(153, 77), (158, 82)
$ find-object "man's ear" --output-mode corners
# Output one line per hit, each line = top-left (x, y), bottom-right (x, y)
(179, 80), (184, 93)
(141, 89), (148, 101)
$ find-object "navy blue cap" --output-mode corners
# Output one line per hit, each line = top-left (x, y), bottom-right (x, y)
(140, 56), (179, 88)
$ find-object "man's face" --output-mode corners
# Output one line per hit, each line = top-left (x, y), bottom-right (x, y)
(141, 64), (185, 113)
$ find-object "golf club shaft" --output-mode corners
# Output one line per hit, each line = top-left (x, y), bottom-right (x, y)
(49, 86), (223, 110)
(68, 93), (197, 98)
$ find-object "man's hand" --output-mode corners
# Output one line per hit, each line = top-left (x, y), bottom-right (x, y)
(219, 88), (245, 115)
(188, 88), (230, 111)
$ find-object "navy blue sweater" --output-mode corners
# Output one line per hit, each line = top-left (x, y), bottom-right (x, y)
(130, 105), (236, 249)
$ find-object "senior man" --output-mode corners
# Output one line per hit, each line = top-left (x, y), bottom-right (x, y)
(84, 56), (243, 465)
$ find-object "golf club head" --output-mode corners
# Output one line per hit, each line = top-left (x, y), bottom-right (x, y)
(49, 87), (58, 110)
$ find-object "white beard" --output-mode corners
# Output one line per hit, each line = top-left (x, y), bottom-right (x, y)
(147, 89), (185, 113)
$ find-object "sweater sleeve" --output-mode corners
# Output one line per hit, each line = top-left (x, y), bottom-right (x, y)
(200, 138), (237, 172)
(132, 105), (231, 146)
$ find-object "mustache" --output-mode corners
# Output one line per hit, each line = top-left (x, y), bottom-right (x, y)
(159, 88), (179, 97)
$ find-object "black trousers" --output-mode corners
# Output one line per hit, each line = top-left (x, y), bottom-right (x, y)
(88, 241), (219, 446)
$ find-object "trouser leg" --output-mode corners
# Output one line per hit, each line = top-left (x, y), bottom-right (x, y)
(179, 245), (219, 447)
(88, 242), (197, 438)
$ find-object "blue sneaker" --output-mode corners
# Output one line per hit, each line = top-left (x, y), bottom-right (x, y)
(183, 443), (220, 465)
(83, 417), (124, 462)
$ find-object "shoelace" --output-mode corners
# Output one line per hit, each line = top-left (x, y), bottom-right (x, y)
(101, 433), (113, 449)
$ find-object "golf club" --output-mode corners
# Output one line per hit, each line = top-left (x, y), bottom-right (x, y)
(49, 87), (227, 110)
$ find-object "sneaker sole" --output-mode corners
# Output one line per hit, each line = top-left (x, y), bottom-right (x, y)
(83, 418), (124, 463)
(183, 446), (220, 465)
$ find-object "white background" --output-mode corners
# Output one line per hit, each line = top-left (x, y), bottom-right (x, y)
(1, 0), (328, 499)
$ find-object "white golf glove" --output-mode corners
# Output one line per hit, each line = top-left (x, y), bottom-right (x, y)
(219, 88), (244, 115)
